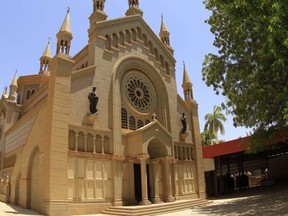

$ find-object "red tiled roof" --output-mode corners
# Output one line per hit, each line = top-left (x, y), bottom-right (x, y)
(202, 137), (250, 158)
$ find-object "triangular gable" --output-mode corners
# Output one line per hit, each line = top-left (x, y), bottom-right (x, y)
(95, 15), (175, 64)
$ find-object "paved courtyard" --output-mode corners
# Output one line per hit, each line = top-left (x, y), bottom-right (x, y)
(0, 181), (287, 216)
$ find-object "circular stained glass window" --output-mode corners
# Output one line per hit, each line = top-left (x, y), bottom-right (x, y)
(123, 72), (156, 113)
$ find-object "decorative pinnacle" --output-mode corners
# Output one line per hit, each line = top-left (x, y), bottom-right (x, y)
(67, 7), (70, 14)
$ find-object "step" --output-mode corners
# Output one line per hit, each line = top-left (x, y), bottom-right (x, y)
(102, 199), (211, 216)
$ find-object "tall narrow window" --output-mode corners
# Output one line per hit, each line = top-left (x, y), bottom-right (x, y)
(87, 133), (94, 153)
(137, 27), (142, 40)
(78, 132), (85, 152)
(112, 33), (118, 48)
(68, 130), (76, 150)
(119, 31), (125, 46)
(165, 62), (170, 75)
(129, 116), (136, 130)
(26, 90), (31, 100)
(96, 135), (102, 153)
(104, 136), (111, 154)
(131, 28), (137, 41)
(105, 35), (112, 50)
(137, 119), (144, 129)
(143, 34), (148, 47)
(121, 108), (128, 129)
(125, 30), (131, 43)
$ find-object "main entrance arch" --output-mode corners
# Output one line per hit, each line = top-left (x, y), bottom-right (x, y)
(133, 137), (175, 205)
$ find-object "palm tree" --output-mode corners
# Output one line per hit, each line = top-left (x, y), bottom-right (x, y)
(204, 105), (227, 143)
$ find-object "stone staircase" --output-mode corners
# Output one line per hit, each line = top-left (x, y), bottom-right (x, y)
(102, 199), (211, 216)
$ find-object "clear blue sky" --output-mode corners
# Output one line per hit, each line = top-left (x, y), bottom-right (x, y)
(0, 0), (250, 141)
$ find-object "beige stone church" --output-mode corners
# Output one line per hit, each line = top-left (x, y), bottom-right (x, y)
(0, 0), (206, 215)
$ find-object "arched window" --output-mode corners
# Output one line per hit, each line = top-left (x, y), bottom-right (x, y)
(105, 35), (112, 50)
(131, 28), (137, 41)
(68, 130), (76, 150)
(145, 119), (150, 125)
(143, 34), (148, 47)
(96, 135), (102, 153)
(160, 55), (164, 67)
(165, 62), (170, 75)
(87, 133), (94, 153)
(104, 136), (111, 154)
(121, 108), (128, 129)
(26, 90), (31, 100)
(112, 33), (118, 48)
(129, 116), (136, 130)
(154, 48), (159, 61)
(137, 27), (142, 40)
(77, 132), (85, 152)
(119, 31), (125, 46)
(31, 89), (36, 96)
(125, 30), (131, 43)
(148, 41), (153, 54)
(137, 119), (144, 129)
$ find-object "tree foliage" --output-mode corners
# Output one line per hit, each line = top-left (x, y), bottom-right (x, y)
(204, 105), (227, 142)
(202, 0), (288, 133)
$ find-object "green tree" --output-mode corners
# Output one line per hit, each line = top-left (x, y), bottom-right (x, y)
(204, 105), (227, 143)
(202, 0), (288, 134)
(201, 130), (216, 146)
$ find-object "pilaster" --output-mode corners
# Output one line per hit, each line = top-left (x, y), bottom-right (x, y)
(42, 54), (74, 216)
(187, 100), (206, 199)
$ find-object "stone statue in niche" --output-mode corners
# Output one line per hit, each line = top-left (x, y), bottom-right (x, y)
(88, 87), (99, 115)
(181, 113), (187, 133)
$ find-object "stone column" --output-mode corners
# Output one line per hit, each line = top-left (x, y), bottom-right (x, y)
(163, 157), (175, 202)
(92, 135), (96, 153)
(139, 157), (151, 205)
(128, 159), (137, 205)
(101, 137), (104, 154)
(151, 159), (161, 204)
(112, 159), (123, 206)
(75, 133), (79, 152)
(84, 134), (87, 152)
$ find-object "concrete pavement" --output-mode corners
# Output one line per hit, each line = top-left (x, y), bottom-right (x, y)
(1, 182), (288, 216)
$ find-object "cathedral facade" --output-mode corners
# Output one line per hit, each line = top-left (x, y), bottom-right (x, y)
(0, 1), (206, 215)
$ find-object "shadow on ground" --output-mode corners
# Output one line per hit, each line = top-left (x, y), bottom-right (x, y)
(192, 182), (288, 216)
(5, 203), (43, 215)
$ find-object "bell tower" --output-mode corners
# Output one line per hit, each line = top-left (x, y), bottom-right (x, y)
(182, 62), (193, 102)
(56, 8), (73, 55)
(39, 40), (52, 75)
(125, 0), (143, 16)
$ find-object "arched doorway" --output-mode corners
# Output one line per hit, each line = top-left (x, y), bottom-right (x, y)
(27, 148), (40, 211)
(133, 138), (169, 205)
(147, 139), (169, 203)
(14, 173), (21, 205)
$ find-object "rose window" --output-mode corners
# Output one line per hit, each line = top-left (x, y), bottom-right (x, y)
(126, 77), (151, 111)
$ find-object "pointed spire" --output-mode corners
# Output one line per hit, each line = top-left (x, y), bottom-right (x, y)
(2, 86), (8, 97)
(182, 62), (193, 101)
(125, 0), (143, 17)
(56, 7), (73, 55)
(8, 71), (18, 101)
(3, 86), (8, 95)
(42, 39), (51, 58)
(59, 7), (72, 34)
(11, 70), (18, 87)
(159, 15), (170, 46)
(160, 15), (169, 33)
(182, 62), (192, 85)
(39, 39), (52, 75)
